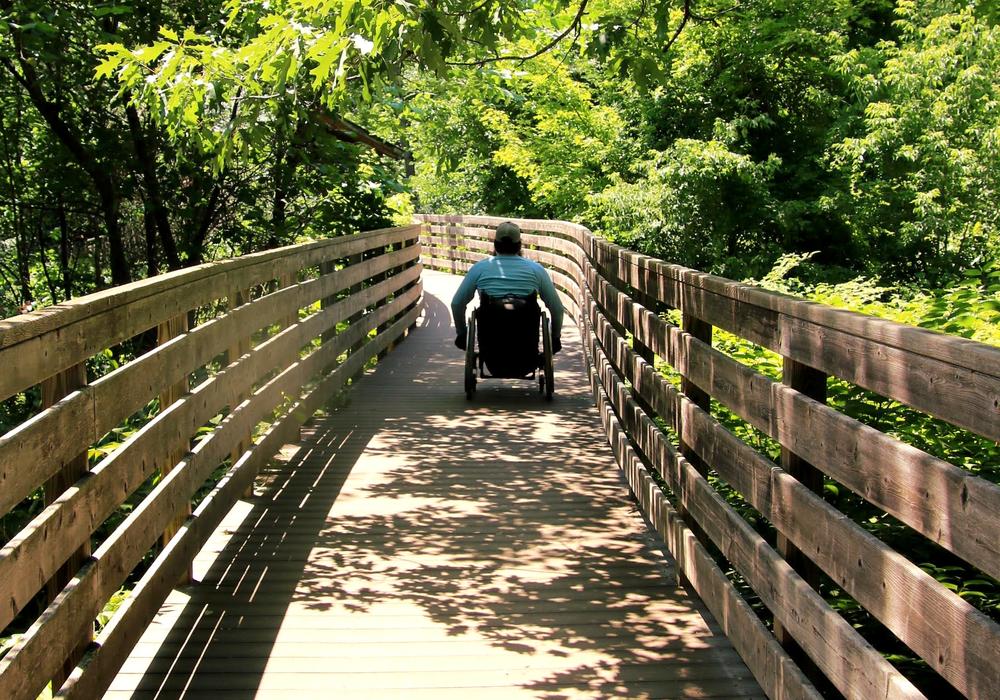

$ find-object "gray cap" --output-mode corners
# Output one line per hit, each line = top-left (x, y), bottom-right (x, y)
(495, 221), (521, 243)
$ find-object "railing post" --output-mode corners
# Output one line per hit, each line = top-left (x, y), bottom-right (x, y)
(346, 253), (365, 379)
(277, 272), (301, 444)
(319, 259), (338, 347)
(227, 288), (253, 496)
(774, 357), (827, 653)
(679, 313), (712, 475)
(389, 237), (419, 353)
(278, 271), (298, 330)
(632, 289), (657, 368)
(41, 362), (91, 688)
(157, 314), (191, 567)
(375, 244), (391, 359)
(677, 314), (713, 563)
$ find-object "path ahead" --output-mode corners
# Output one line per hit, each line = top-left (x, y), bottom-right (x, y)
(107, 271), (763, 699)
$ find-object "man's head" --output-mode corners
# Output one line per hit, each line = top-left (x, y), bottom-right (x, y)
(494, 221), (522, 255)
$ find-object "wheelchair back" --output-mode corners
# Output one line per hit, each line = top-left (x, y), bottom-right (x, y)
(476, 291), (541, 378)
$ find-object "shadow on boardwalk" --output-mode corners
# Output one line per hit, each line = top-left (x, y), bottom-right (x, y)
(109, 272), (761, 699)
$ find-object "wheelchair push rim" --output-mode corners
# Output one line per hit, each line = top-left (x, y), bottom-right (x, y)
(464, 309), (477, 400)
(540, 311), (554, 401)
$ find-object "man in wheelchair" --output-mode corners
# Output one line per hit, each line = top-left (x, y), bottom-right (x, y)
(451, 221), (564, 379)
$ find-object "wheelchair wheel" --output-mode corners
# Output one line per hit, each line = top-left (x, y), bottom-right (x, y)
(464, 309), (477, 400)
(541, 311), (554, 401)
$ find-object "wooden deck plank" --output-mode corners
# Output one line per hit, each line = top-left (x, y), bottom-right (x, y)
(107, 271), (762, 700)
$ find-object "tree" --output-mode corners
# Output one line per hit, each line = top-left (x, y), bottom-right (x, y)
(829, 0), (1000, 282)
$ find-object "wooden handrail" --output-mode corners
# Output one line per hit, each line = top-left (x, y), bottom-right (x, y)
(0, 227), (422, 699)
(416, 213), (1000, 700)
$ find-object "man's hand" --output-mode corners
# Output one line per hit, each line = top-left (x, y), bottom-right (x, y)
(553, 337), (562, 354)
(454, 330), (467, 350)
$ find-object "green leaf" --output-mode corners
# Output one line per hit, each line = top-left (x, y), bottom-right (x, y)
(95, 55), (123, 80)
(133, 41), (171, 63)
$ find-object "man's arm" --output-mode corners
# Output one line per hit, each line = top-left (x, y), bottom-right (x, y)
(534, 265), (564, 342)
(450, 265), (481, 336)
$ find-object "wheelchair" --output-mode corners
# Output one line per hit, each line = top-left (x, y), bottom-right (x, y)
(464, 291), (555, 401)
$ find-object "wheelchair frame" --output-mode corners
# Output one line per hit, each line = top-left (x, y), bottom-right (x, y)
(464, 305), (554, 401)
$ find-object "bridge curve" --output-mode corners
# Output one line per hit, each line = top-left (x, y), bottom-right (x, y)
(106, 270), (760, 698)
(1, 216), (998, 699)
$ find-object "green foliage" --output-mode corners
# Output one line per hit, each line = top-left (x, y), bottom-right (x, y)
(586, 139), (782, 277)
(829, 0), (1000, 282)
(95, 588), (131, 633)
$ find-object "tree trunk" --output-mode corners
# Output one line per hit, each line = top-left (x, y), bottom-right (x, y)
(58, 199), (72, 299)
(270, 147), (289, 249)
(97, 184), (130, 285)
(142, 197), (159, 277)
(186, 178), (223, 265)
(127, 103), (180, 269)
(1, 34), (132, 285)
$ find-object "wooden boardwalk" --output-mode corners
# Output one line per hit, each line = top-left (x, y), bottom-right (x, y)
(107, 271), (763, 699)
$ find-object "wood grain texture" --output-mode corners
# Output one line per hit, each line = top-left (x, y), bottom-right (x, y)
(586, 288), (1000, 698)
(581, 339), (821, 700)
(584, 255), (1000, 582)
(2, 289), (422, 700)
(416, 215), (1000, 699)
(103, 271), (760, 700)
(0, 267), (420, 637)
(0, 226), (420, 401)
(419, 215), (1000, 441)
(589, 236), (1000, 442)
(585, 331), (922, 700)
(0, 250), (420, 522)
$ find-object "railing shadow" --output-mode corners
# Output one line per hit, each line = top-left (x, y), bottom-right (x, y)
(120, 274), (759, 698)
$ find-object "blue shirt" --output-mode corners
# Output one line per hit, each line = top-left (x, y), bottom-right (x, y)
(451, 254), (564, 338)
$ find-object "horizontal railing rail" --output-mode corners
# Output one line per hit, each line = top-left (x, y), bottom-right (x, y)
(0, 225), (422, 699)
(416, 213), (1000, 700)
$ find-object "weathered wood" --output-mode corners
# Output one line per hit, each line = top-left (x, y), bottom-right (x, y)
(345, 252), (366, 378)
(444, 215), (998, 444)
(226, 286), (253, 490)
(8, 214), (994, 700)
(597, 242), (1000, 443)
(415, 215), (1000, 699)
(157, 314), (191, 552)
(586, 335), (923, 700)
(57, 401), (303, 700)
(0, 246), (419, 520)
(0, 224), (419, 354)
(421, 245), (485, 265)
(419, 255), (473, 275)
(590, 292), (1000, 698)
(0, 264), (420, 636)
(39, 363), (91, 690)
(97, 275), (746, 700)
(319, 261), (338, 345)
(584, 335), (822, 700)
(582, 251), (1000, 581)
(0, 225), (420, 402)
(679, 313), (711, 476)
(774, 358), (826, 653)
(278, 272), (298, 329)
(1, 286), (421, 700)
(373, 246), (391, 360)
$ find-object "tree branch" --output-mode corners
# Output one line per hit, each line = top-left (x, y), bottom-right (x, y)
(440, 0), (492, 17)
(446, 0), (590, 67)
(663, 0), (692, 54)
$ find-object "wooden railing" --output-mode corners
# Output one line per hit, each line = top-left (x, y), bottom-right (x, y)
(417, 214), (1000, 700)
(0, 225), (422, 699)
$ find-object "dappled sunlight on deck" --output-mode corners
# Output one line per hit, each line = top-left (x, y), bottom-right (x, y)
(106, 271), (760, 699)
